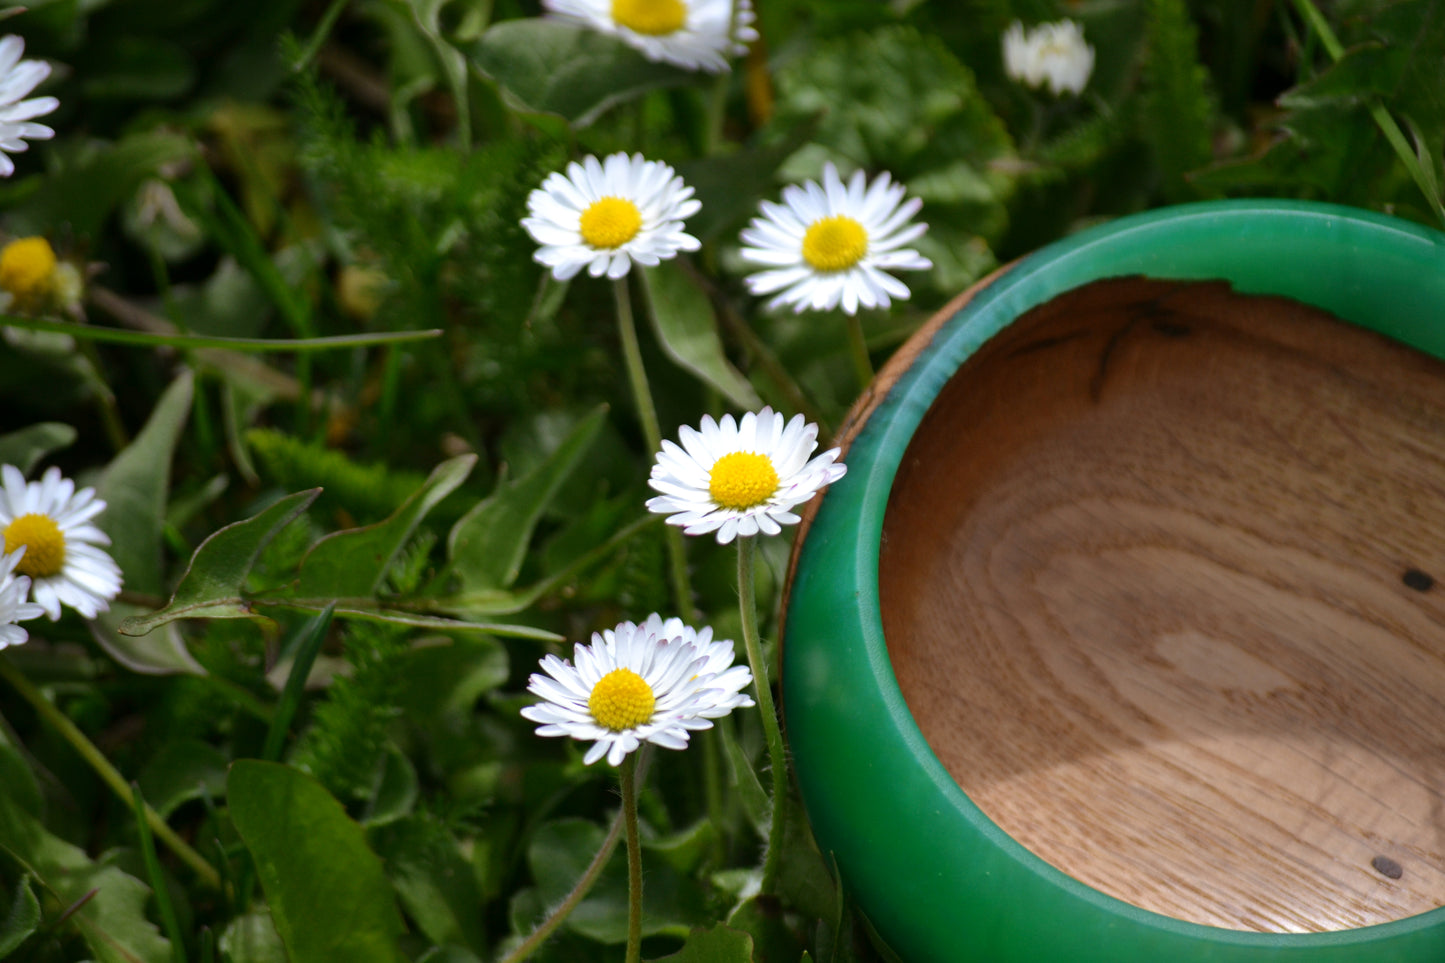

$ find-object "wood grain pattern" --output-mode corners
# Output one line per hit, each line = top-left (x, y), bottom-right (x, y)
(878, 277), (1445, 932)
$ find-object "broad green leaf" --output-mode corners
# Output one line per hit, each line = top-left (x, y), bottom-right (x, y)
(0, 790), (171, 963)
(218, 909), (288, 963)
(92, 371), (205, 676)
(135, 739), (229, 819)
(651, 925), (755, 963)
(0, 423), (75, 475)
(295, 455), (476, 598)
(638, 265), (762, 411)
(227, 760), (406, 963)
(529, 818), (708, 944)
(120, 489), (319, 637)
(0, 875), (39, 958)
(469, 19), (693, 128)
(448, 409), (603, 592)
(370, 815), (486, 952)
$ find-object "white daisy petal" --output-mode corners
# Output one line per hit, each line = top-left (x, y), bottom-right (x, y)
(544, 0), (754, 73)
(521, 613), (753, 766)
(0, 37), (58, 177)
(0, 465), (123, 621)
(738, 165), (929, 316)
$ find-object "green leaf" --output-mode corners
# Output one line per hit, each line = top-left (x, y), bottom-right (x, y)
(295, 455), (476, 598)
(448, 409), (603, 592)
(1141, 0), (1216, 200)
(227, 760), (406, 963)
(0, 423), (75, 475)
(218, 909), (288, 963)
(651, 925), (755, 963)
(370, 816), (486, 953)
(469, 19), (694, 128)
(263, 604), (336, 762)
(0, 789), (171, 963)
(135, 739), (230, 820)
(638, 265), (763, 411)
(394, 636), (509, 722)
(119, 489), (319, 637)
(0, 314), (442, 352)
(92, 371), (205, 676)
(0, 875), (40, 958)
(721, 724), (769, 839)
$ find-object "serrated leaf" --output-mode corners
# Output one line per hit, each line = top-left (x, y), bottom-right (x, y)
(0, 875), (39, 958)
(638, 265), (762, 411)
(92, 371), (205, 676)
(651, 925), (755, 963)
(1141, 0), (1216, 200)
(448, 409), (603, 592)
(0, 790), (171, 963)
(295, 455), (476, 598)
(0, 423), (75, 476)
(119, 489), (319, 637)
(469, 19), (694, 128)
(227, 760), (406, 963)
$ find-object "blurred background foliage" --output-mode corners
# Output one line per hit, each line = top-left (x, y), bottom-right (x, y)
(0, 0), (1441, 960)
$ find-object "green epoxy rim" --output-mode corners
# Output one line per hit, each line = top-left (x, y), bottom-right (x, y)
(782, 200), (1445, 962)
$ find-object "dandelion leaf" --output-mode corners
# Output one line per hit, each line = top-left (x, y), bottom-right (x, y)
(448, 408), (603, 592)
(119, 488), (319, 636)
(227, 760), (406, 963)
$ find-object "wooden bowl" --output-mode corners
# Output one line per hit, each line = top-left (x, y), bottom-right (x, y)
(781, 201), (1445, 962)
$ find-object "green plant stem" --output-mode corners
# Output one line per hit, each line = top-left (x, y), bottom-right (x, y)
(736, 535), (787, 894)
(131, 783), (188, 963)
(1291, 0), (1445, 226)
(613, 277), (693, 619)
(846, 313), (874, 389)
(498, 807), (625, 963)
(620, 753), (643, 963)
(0, 656), (222, 891)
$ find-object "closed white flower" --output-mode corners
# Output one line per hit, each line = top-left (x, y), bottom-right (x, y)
(521, 613), (754, 766)
(522, 152), (701, 281)
(1003, 20), (1095, 97)
(646, 407), (846, 544)
(739, 163), (931, 315)
(0, 35), (58, 177)
(544, 0), (757, 73)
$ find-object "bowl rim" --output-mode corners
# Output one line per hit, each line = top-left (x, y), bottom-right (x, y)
(781, 199), (1445, 962)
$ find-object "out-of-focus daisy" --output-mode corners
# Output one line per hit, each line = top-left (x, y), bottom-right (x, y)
(1003, 20), (1095, 97)
(0, 548), (45, 649)
(739, 163), (931, 315)
(0, 236), (82, 315)
(646, 407), (846, 544)
(522, 152), (701, 281)
(521, 613), (754, 766)
(0, 465), (122, 620)
(543, 0), (756, 73)
(0, 35), (58, 178)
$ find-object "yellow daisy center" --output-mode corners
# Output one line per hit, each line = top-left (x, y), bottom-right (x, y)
(4, 513), (65, 579)
(579, 197), (643, 250)
(588, 668), (657, 731)
(801, 215), (868, 272)
(611, 0), (687, 36)
(709, 451), (780, 510)
(0, 237), (58, 302)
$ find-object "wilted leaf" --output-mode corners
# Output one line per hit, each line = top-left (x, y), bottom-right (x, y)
(228, 760), (406, 963)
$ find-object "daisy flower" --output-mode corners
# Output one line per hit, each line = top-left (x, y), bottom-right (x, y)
(0, 549), (45, 649)
(0, 465), (122, 620)
(522, 152), (701, 281)
(1002, 20), (1095, 97)
(646, 407), (846, 544)
(543, 0), (756, 74)
(739, 163), (931, 315)
(521, 613), (754, 766)
(0, 35), (58, 178)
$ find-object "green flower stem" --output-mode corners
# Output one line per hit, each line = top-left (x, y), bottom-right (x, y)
(736, 535), (787, 894)
(498, 806), (626, 963)
(0, 655), (222, 891)
(612, 277), (694, 619)
(620, 753), (644, 963)
(1291, 0), (1445, 226)
(846, 313), (874, 389)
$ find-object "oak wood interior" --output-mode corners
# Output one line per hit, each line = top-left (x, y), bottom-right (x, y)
(877, 277), (1445, 933)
